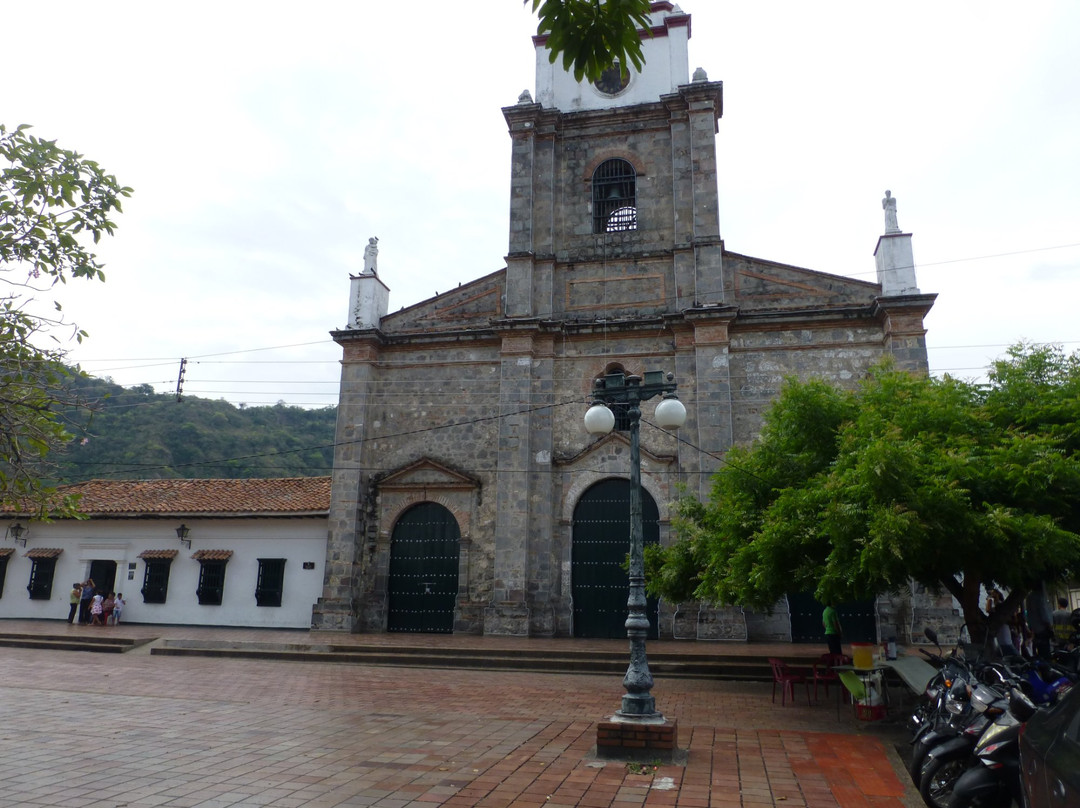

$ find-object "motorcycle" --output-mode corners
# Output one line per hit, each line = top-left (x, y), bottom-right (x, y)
(909, 627), (978, 782)
(917, 678), (1005, 808)
(948, 688), (1038, 808)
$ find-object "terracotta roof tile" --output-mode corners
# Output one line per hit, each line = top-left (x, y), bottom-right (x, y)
(137, 549), (179, 560)
(15, 477), (331, 518)
(0, 548), (14, 558)
(25, 548), (63, 559)
(192, 550), (234, 561)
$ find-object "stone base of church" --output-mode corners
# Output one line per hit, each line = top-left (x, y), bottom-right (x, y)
(483, 601), (531, 636)
(310, 599), (356, 632)
(595, 717), (678, 762)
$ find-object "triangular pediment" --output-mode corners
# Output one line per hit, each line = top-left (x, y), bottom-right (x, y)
(377, 458), (479, 491)
(555, 431), (677, 469)
(726, 251), (880, 309)
(380, 270), (504, 333)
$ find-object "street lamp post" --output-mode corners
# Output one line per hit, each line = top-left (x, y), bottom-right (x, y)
(584, 370), (686, 719)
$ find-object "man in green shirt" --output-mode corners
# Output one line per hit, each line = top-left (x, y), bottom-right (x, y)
(823, 603), (842, 655)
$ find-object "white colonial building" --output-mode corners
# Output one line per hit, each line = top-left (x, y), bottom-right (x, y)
(1, 478), (329, 629)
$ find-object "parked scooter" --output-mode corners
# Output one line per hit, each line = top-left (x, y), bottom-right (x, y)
(909, 628), (978, 782)
(917, 678), (1005, 808)
(909, 621), (1080, 808)
(948, 688), (1038, 808)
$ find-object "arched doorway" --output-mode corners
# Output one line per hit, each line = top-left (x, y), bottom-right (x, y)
(387, 502), (460, 633)
(572, 478), (660, 639)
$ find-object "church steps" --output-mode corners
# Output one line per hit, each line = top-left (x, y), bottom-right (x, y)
(148, 638), (785, 681)
(0, 632), (146, 653)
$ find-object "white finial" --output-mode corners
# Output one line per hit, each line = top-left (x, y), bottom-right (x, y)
(882, 190), (900, 234)
(692, 67), (708, 82)
(518, 89), (534, 105)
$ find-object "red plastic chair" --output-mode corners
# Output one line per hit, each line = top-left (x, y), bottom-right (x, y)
(768, 657), (810, 706)
(812, 653), (848, 701)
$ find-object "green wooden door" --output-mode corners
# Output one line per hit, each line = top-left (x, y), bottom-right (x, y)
(787, 591), (877, 643)
(572, 478), (660, 639)
(387, 502), (460, 633)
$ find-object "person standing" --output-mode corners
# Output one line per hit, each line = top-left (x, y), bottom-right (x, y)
(102, 593), (116, 626)
(67, 583), (81, 624)
(1053, 597), (1073, 648)
(822, 602), (843, 656)
(1026, 583), (1055, 659)
(111, 594), (125, 625)
(89, 591), (105, 626)
(78, 578), (95, 624)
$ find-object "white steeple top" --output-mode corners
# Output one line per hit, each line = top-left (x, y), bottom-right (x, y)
(874, 190), (921, 296)
(533, 3), (692, 112)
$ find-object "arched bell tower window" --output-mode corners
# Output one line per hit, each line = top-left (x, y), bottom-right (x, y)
(592, 159), (637, 233)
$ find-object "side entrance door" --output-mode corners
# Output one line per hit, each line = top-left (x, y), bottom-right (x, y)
(572, 478), (660, 639)
(387, 502), (460, 633)
(88, 560), (117, 596)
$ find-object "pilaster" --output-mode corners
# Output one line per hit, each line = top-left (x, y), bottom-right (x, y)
(503, 102), (561, 318)
(674, 79), (724, 307)
(685, 308), (737, 497)
(486, 330), (540, 635)
(312, 333), (382, 631)
(872, 294), (937, 374)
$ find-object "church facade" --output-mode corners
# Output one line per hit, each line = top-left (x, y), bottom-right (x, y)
(312, 3), (936, 640)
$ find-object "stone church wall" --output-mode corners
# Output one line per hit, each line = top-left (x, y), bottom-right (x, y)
(727, 325), (887, 445)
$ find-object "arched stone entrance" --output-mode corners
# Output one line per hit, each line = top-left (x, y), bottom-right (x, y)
(571, 478), (660, 639)
(387, 502), (460, 633)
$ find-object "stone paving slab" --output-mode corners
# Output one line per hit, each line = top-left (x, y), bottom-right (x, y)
(0, 639), (919, 808)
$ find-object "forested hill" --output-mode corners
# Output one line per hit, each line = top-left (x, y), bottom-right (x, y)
(55, 373), (337, 483)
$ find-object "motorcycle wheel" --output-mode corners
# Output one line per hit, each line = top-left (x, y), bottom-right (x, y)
(918, 756), (967, 808)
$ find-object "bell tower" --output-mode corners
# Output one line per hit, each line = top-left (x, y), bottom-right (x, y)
(502, 2), (724, 320)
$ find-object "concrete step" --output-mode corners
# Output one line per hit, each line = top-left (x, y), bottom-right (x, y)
(149, 638), (792, 681)
(0, 632), (149, 654)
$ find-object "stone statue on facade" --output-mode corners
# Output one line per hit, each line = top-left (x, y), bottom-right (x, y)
(882, 190), (900, 234)
(363, 237), (379, 275)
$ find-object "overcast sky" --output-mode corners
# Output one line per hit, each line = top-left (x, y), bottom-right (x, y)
(7, 1), (1080, 408)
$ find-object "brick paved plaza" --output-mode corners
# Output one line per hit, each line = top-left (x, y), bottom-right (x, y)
(0, 632), (917, 808)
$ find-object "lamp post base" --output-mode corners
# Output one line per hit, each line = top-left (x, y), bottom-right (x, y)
(595, 717), (679, 761)
(617, 693), (662, 720)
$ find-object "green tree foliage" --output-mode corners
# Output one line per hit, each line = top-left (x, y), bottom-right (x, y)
(646, 345), (1080, 640)
(54, 373), (337, 481)
(1, 124), (131, 515)
(527, 0), (653, 82)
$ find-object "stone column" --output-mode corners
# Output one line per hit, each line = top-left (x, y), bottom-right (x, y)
(686, 309), (737, 498)
(503, 102), (543, 318)
(872, 294), (938, 374)
(485, 331), (538, 634)
(525, 337), (556, 635)
(311, 336), (380, 632)
(674, 80), (724, 307)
